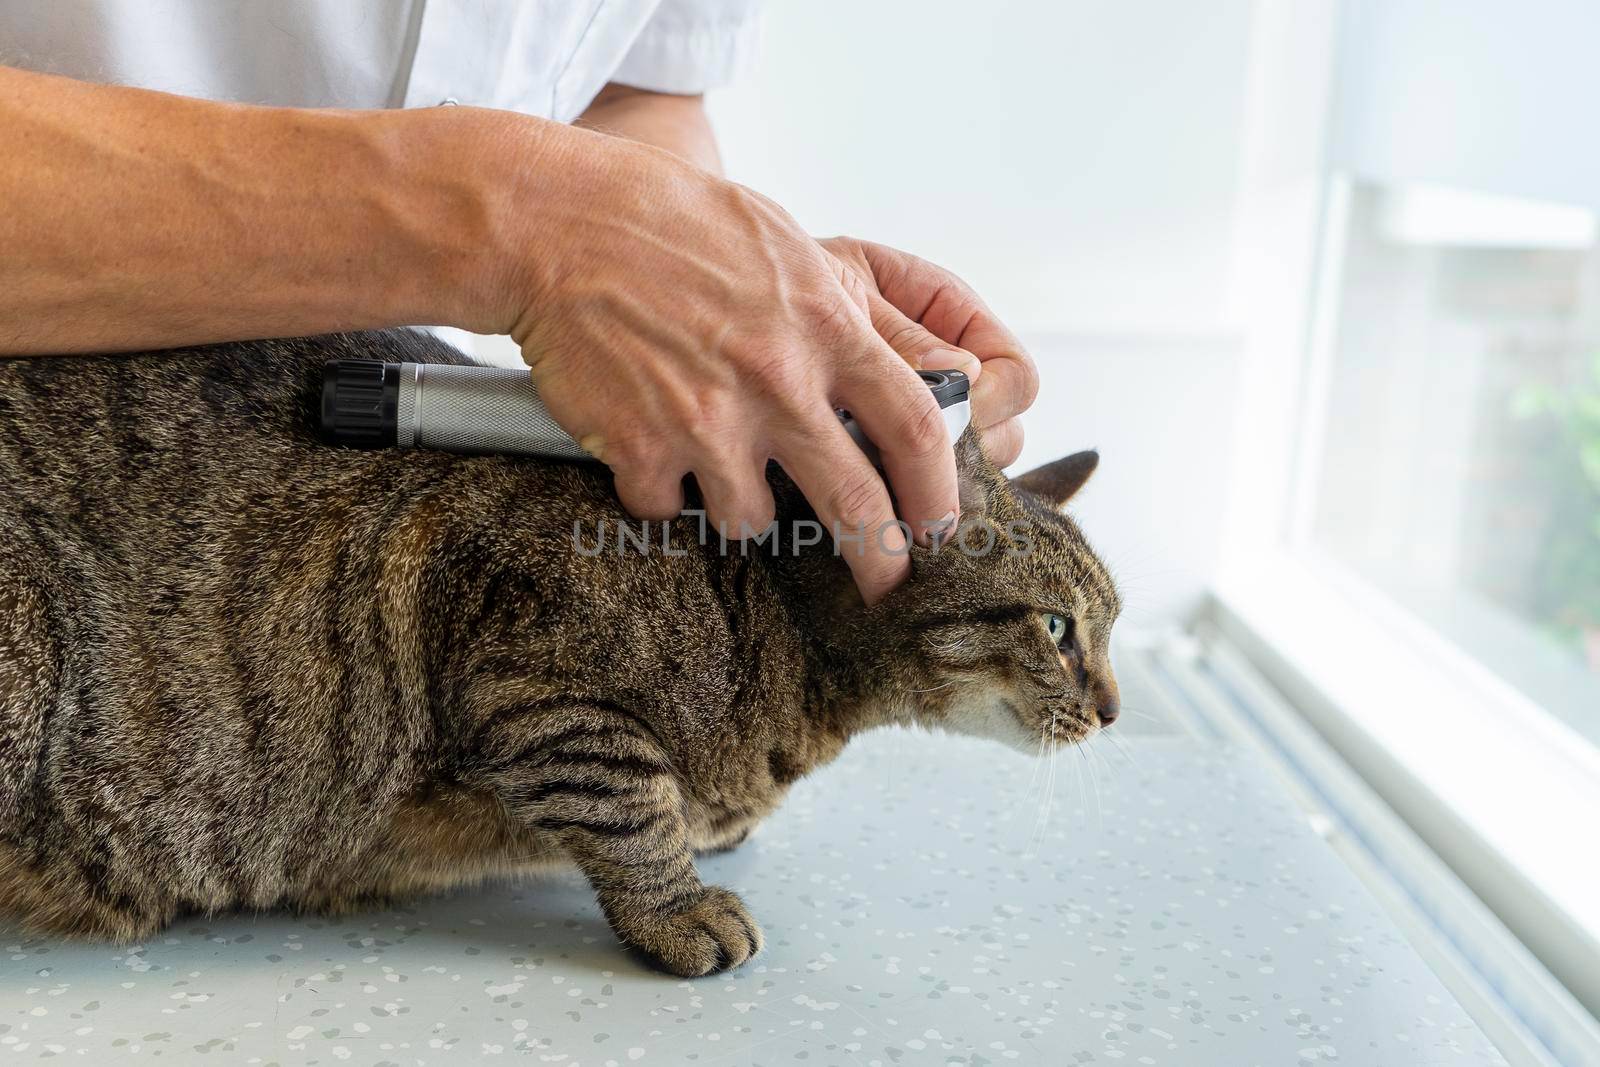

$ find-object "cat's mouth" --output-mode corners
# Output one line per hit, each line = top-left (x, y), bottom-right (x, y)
(1047, 710), (1096, 746)
(1000, 695), (1096, 748)
(913, 678), (1096, 753)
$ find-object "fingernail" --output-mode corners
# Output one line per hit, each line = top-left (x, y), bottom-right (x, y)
(920, 350), (982, 382)
(578, 433), (607, 461)
(921, 509), (958, 547)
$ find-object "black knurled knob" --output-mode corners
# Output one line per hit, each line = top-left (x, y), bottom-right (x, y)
(319, 359), (398, 448)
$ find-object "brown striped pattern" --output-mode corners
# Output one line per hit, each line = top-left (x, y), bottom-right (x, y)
(0, 330), (1118, 976)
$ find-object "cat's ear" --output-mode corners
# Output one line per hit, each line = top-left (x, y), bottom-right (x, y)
(955, 427), (996, 517)
(1012, 450), (1098, 508)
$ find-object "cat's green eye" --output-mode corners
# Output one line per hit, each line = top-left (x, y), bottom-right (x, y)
(1043, 613), (1069, 646)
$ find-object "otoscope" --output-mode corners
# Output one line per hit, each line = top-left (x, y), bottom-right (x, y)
(317, 360), (972, 465)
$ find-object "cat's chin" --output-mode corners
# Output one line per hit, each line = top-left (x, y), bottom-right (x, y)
(921, 688), (1095, 755)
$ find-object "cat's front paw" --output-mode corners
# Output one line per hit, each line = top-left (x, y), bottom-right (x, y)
(623, 886), (764, 977)
(696, 827), (752, 857)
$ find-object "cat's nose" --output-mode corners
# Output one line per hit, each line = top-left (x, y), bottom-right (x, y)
(1092, 677), (1120, 727)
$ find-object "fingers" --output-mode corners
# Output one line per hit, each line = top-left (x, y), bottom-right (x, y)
(865, 289), (982, 380)
(613, 443), (779, 542)
(777, 422), (909, 606)
(855, 239), (999, 344)
(968, 349), (1039, 434)
(980, 417), (1025, 468)
(615, 451), (780, 544)
(611, 465), (687, 522)
(692, 461), (777, 540)
(916, 344), (983, 381)
(854, 240), (1039, 432)
(836, 351), (960, 550)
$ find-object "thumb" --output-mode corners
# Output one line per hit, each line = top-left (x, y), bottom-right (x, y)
(866, 290), (983, 383)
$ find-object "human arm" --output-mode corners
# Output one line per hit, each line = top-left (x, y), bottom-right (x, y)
(575, 83), (723, 174)
(0, 64), (951, 603)
(0, 64), (507, 354)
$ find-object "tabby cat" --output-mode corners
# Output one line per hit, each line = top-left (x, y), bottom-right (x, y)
(0, 329), (1120, 977)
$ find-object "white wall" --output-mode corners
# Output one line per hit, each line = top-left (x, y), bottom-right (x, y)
(707, 0), (1253, 339)
(707, 0), (1257, 627)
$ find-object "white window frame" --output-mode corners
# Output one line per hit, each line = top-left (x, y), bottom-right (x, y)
(1210, 0), (1600, 1021)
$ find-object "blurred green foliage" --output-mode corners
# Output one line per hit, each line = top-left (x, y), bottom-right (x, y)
(1512, 349), (1600, 645)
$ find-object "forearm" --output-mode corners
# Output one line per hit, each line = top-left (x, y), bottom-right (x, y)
(0, 66), (554, 354)
(575, 84), (722, 174)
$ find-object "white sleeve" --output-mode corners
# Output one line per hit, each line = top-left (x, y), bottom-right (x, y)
(610, 0), (761, 94)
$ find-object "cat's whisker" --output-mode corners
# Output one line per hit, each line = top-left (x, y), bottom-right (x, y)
(1047, 715), (1062, 839)
(1103, 728), (1140, 771)
(1025, 742), (1046, 854)
(1079, 742), (1102, 833)
(1023, 713), (1049, 808)
(1098, 741), (1121, 820)
(1090, 735), (1118, 793)
(1112, 728), (1138, 763)
(1036, 746), (1057, 853)
(1070, 733), (1086, 826)
(1094, 742), (1116, 834)
(1072, 720), (1101, 822)
(1027, 710), (1058, 855)
(922, 633), (972, 657)
(1037, 764), (1052, 851)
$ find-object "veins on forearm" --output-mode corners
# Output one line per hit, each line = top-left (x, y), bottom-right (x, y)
(574, 83), (723, 175)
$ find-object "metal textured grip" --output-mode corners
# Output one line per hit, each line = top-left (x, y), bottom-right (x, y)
(397, 363), (593, 460)
(389, 361), (973, 465)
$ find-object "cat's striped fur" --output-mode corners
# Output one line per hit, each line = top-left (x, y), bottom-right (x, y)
(0, 329), (1119, 976)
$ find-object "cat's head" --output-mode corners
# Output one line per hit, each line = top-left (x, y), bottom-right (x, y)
(875, 437), (1121, 753)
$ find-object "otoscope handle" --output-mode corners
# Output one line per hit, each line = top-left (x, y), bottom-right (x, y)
(319, 359), (972, 465)
(320, 360), (592, 460)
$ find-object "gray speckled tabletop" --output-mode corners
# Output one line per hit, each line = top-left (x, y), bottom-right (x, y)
(1, 728), (1503, 1066)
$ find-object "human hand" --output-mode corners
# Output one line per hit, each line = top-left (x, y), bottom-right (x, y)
(487, 125), (959, 604)
(817, 237), (1039, 467)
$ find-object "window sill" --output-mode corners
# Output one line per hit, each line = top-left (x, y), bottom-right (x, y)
(1208, 550), (1600, 1020)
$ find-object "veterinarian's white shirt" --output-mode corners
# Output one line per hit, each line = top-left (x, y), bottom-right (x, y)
(0, 0), (759, 121)
(3, 0), (758, 355)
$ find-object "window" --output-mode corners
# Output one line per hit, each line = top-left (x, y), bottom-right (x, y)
(1212, 0), (1600, 1024)
(1307, 180), (1600, 748)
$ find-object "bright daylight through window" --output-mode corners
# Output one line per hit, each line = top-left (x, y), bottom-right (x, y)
(1310, 180), (1600, 747)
